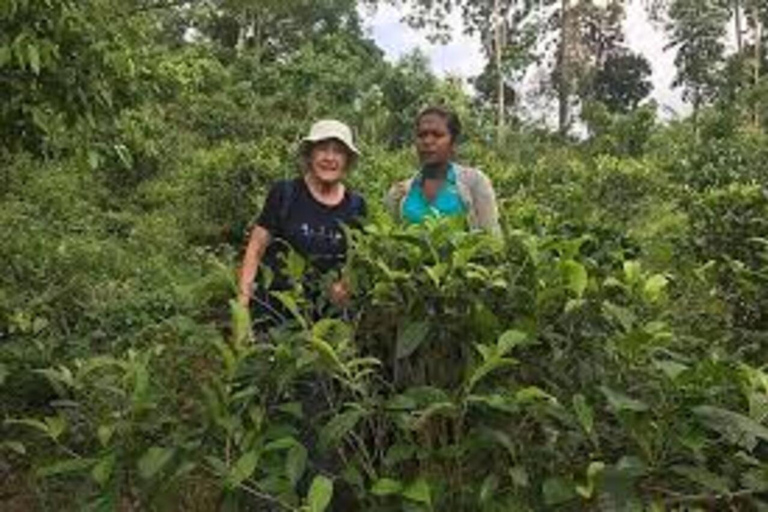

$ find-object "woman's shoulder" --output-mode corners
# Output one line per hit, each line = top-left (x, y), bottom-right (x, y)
(386, 177), (414, 199)
(454, 164), (493, 188)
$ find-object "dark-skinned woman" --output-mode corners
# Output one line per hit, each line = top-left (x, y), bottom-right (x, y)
(385, 106), (500, 235)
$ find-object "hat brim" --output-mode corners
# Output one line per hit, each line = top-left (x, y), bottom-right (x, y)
(300, 135), (360, 157)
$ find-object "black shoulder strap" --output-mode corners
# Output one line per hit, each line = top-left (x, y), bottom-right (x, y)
(278, 179), (297, 226)
(348, 191), (364, 216)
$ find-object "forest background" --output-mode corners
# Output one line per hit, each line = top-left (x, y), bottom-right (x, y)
(2, 0), (768, 510)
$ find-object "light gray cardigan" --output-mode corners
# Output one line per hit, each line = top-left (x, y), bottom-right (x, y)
(385, 164), (501, 236)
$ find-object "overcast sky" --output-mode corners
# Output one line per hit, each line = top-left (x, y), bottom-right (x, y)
(360, 1), (693, 122)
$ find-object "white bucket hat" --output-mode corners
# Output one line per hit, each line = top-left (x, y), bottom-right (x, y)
(301, 119), (360, 157)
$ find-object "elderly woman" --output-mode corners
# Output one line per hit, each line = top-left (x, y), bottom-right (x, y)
(386, 106), (500, 235)
(238, 119), (366, 321)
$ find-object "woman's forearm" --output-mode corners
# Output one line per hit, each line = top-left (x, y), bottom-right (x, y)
(238, 226), (270, 305)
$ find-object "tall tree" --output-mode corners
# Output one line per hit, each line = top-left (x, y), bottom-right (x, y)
(399, 0), (541, 140)
(665, 0), (731, 121)
(591, 51), (653, 113)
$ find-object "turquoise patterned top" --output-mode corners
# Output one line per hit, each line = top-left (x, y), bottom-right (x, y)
(402, 163), (467, 224)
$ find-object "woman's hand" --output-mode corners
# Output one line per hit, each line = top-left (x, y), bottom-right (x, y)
(329, 279), (351, 307)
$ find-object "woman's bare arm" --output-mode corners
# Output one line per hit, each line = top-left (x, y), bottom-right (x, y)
(238, 225), (270, 307)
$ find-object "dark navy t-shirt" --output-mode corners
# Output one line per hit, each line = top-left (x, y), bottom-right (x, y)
(256, 178), (366, 291)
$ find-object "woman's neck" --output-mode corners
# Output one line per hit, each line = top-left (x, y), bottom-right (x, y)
(304, 173), (345, 206)
(421, 161), (450, 180)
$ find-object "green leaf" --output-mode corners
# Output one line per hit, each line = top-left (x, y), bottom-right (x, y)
(1, 441), (26, 455)
(479, 474), (499, 504)
(27, 43), (40, 74)
(466, 357), (517, 392)
(643, 274), (668, 302)
(402, 477), (431, 505)
(37, 458), (97, 478)
(694, 405), (768, 451)
(319, 409), (365, 450)
(96, 425), (115, 447)
(226, 450), (259, 489)
(542, 477), (577, 506)
(308, 475), (334, 512)
(137, 446), (174, 480)
(44, 416), (66, 441)
(515, 386), (556, 404)
(497, 329), (530, 355)
(370, 477), (403, 496)
(0, 363), (9, 386)
(509, 466), (530, 488)
(286, 444), (307, 488)
(562, 259), (588, 297)
(672, 465), (730, 494)
(601, 386), (648, 412)
(91, 454), (116, 486)
(623, 261), (642, 284)
(114, 144), (133, 169)
(384, 443), (415, 467)
(654, 359), (689, 380)
(276, 402), (303, 419)
(572, 394), (594, 436)
(396, 321), (429, 359)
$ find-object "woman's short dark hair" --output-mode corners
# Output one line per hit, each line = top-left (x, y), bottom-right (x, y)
(416, 106), (462, 142)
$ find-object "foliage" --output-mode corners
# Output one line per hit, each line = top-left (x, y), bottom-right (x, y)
(3, 1), (768, 511)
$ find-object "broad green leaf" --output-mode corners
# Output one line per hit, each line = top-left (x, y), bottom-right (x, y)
(672, 465), (730, 494)
(509, 466), (530, 488)
(37, 458), (97, 478)
(601, 386), (648, 412)
(402, 477), (431, 505)
(276, 402), (303, 419)
(226, 450), (259, 489)
(562, 259), (588, 297)
(0, 363), (8, 386)
(572, 394), (594, 435)
(264, 437), (298, 452)
(91, 454), (116, 486)
(466, 357), (517, 392)
(694, 405), (768, 451)
(497, 329), (530, 355)
(623, 261), (642, 284)
(1, 441), (26, 455)
(479, 474), (499, 504)
(44, 415), (66, 441)
(515, 386), (556, 404)
(602, 301), (636, 332)
(308, 475), (334, 512)
(27, 43), (40, 74)
(384, 443), (415, 467)
(370, 477), (402, 496)
(286, 444), (307, 488)
(542, 476), (577, 506)
(396, 321), (429, 359)
(654, 359), (689, 380)
(309, 336), (344, 370)
(643, 274), (668, 302)
(319, 409), (364, 450)
(138, 446), (174, 480)
(576, 462), (605, 498)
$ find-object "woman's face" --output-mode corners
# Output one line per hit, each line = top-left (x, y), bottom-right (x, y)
(308, 139), (350, 185)
(416, 113), (454, 167)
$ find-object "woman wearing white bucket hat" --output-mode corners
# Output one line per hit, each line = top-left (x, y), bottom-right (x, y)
(238, 119), (366, 322)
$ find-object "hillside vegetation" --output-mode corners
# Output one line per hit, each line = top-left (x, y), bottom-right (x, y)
(1, 1), (768, 510)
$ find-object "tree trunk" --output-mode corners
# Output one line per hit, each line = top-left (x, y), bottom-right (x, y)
(753, 1), (762, 127)
(735, 0), (743, 54)
(558, 0), (571, 134)
(494, 0), (505, 143)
